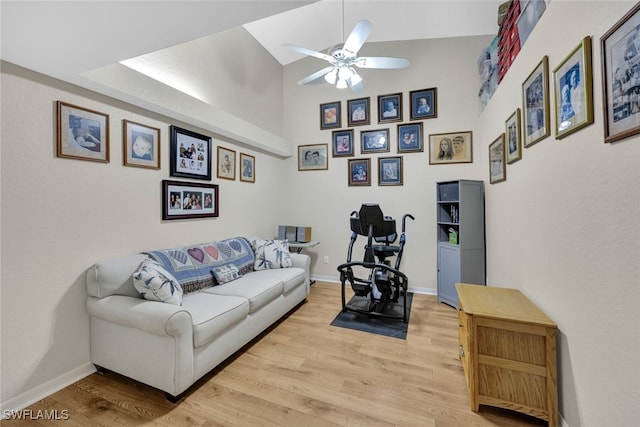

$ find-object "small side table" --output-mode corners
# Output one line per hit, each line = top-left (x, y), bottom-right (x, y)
(288, 240), (319, 284)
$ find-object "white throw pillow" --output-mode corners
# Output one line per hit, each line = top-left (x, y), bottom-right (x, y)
(133, 258), (183, 305)
(253, 239), (293, 270)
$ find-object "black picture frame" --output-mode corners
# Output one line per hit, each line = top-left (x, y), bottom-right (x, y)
(332, 129), (354, 157)
(378, 92), (403, 123)
(397, 122), (424, 153)
(409, 87), (437, 120)
(361, 128), (390, 153)
(320, 101), (341, 130)
(162, 180), (219, 220)
(170, 125), (212, 180)
(347, 97), (371, 127)
(348, 158), (371, 186)
(378, 156), (403, 186)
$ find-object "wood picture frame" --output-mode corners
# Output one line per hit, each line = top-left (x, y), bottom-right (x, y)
(489, 134), (507, 184)
(122, 119), (160, 169)
(506, 108), (522, 164)
(409, 87), (437, 120)
(522, 56), (550, 148)
(56, 101), (109, 163)
(378, 92), (403, 123)
(600, 3), (640, 143)
(361, 128), (390, 153)
(320, 101), (341, 130)
(348, 158), (371, 186)
(378, 156), (403, 186)
(553, 36), (594, 139)
(429, 131), (473, 164)
(298, 144), (328, 171)
(169, 125), (212, 180)
(347, 97), (370, 127)
(162, 180), (219, 220)
(397, 122), (424, 153)
(216, 146), (236, 180)
(332, 129), (354, 157)
(239, 153), (255, 183)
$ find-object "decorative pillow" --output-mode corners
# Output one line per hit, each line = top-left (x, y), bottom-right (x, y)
(133, 259), (183, 306)
(252, 239), (293, 270)
(212, 263), (242, 285)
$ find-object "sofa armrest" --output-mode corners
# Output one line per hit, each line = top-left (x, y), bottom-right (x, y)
(289, 252), (310, 273)
(87, 295), (192, 338)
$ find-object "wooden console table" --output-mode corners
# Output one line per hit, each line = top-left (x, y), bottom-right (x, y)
(456, 283), (558, 426)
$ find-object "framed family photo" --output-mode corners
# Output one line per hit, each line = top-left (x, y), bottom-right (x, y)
(378, 92), (402, 123)
(162, 180), (219, 221)
(169, 125), (212, 180)
(217, 146), (236, 180)
(123, 119), (160, 169)
(522, 56), (550, 148)
(56, 101), (109, 163)
(320, 101), (341, 130)
(298, 144), (328, 171)
(332, 129), (354, 157)
(378, 156), (403, 186)
(600, 3), (640, 143)
(397, 122), (423, 153)
(348, 158), (371, 186)
(489, 134), (507, 184)
(428, 131), (472, 164)
(409, 87), (437, 120)
(553, 36), (594, 139)
(506, 108), (522, 164)
(361, 128), (390, 153)
(347, 97), (370, 127)
(239, 153), (255, 183)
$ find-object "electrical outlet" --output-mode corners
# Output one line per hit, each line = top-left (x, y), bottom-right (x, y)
(323, 256), (329, 264)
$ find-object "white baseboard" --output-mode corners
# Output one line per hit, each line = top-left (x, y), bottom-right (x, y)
(1, 363), (96, 415)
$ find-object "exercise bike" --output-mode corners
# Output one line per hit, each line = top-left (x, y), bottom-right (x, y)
(336, 204), (414, 322)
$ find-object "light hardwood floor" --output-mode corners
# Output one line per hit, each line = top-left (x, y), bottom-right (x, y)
(5, 282), (546, 426)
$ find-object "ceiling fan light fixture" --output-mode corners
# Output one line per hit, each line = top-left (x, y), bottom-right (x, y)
(324, 69), (338, 84)
(336, 78), (348, 89)
(349, 68), (362, 85)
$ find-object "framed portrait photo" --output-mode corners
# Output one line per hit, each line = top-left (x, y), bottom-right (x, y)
(56, 101), (109, 163)
(378, 92), (402, 123)
(397, 122), (424, 153)
(428, 131), (473, 165)
(601, 3), (640, 143)
(489, 134), (507, 184)
(347, 97), (370, 127)
(506, 108), (522, 164)
(522, 56), (550, 148)
(332, 129), (354, 157)
(169, 125), (212, 180)
(361, 128), (390, 153)
(217, 146), (236, 180)
(320, 101), (341, 130)
(239, 153), (255, 183)
(162, 180), (218, 221)
(348, 158), (371, 186)
(378, 156), (403, 186)
(298, 144), (328, 171)
(553, 36), (594, 139)
(122, 119), (160, 169)
(409, 87), (437, 120)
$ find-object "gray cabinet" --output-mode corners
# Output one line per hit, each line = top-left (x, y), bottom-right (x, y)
(436, 180), (485, 308)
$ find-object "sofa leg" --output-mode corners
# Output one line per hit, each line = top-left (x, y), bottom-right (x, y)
(164, 391), (186, 404)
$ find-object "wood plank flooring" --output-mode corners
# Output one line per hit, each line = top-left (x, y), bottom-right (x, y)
(4, 282), (546, 426)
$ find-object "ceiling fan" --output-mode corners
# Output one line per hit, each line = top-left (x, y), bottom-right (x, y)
(284, 19), (410, 92)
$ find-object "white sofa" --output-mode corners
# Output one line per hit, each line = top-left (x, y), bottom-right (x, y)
(85, 237), (310, 401)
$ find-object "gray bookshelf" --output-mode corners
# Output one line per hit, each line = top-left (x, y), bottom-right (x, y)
(436, 180), (486, 308)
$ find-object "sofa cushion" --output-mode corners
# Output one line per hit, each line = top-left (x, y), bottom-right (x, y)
(203, 272), (283, 313)
(181, 293), (249, 348)
(252, 239), (293, 270)
(247, 267), (306, 294)
(132, 259), (183, 305)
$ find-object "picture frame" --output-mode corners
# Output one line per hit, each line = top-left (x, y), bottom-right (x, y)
(298, 144), (328, 171)
(56, 101), (109, 163)
(320, 101), (341, 130)
(553, 36), (594, 139)
(409, 87), (437, 120)
(361, 128), (390, 153)
(489, 134), (507, 184)
(216, 146), (236, 180)
(522, 56), (550, 148)
(348, 158), (371, 186)
(600, 3), (640, 143)
(428, 131), (473, 164)
(122, 119), (160, 169)
(397, 122), (424, 153)
(169, 125), (212, 180)
(162, 179), (219, 221)
(332, 129), (355, 157)
(378, 92), (403, 123)
(347, 97), (370, 127)
(505, 108), (522, 164)
(378, 156), (403, 186)
(239, 153), (255, 183)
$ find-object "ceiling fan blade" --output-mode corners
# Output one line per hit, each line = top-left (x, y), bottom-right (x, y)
(283, 43), (334, 62)
(297, 66), (336, 85)
(354, 56), (410, 69)
(343, 19), (372, 54)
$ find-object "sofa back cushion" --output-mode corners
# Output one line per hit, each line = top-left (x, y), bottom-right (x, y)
(86, 253), (148, 298)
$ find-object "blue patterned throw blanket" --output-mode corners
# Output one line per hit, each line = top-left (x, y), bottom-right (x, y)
(144, 237), (254, 293)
